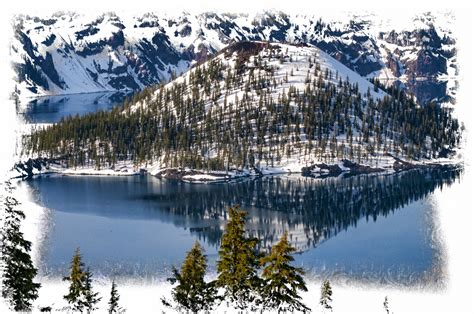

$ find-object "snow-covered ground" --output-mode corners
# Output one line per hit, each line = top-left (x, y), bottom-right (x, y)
(1, 3), (473, 314)
(10, 5), (457, 99)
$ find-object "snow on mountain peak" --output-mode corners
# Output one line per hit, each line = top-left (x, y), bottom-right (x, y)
(11, 10), (456, 100)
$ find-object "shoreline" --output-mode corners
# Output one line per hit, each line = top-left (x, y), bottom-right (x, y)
(11, 155), (464, 183)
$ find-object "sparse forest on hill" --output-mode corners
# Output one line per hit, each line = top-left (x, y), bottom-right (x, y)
(22, 41), (462, 171)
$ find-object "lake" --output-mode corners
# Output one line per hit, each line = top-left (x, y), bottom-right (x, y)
(21, 167), (462, 287)
(17, 91), (130, 124)
(17, 80), (460, 287)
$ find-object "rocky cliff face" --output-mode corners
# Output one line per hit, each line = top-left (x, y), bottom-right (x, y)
(11, 11), (456, 99)
(378, 24), (455, 79)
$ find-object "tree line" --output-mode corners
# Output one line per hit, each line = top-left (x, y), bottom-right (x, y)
(165, 205), (331, 313)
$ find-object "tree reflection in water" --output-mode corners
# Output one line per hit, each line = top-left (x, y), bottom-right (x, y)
(138, 166), (462, 252)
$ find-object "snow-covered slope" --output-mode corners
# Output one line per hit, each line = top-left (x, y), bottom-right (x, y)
(22, 40), (461, 180)
(11, 11), (456, 99)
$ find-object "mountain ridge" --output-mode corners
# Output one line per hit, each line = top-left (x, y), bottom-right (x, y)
(11, 11), (456, 101)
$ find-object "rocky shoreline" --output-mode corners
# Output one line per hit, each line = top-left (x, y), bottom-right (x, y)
(301, 159), (385, 177)
(12, 155), (462, 182)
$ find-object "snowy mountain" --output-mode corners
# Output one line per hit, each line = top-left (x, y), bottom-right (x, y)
(22, 41), (461, 179)
(11, 11), (456, 98)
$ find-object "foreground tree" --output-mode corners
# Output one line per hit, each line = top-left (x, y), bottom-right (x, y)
(1, 191), (41, 311)
(63, 248), (86, 311)
(108, 280), (124, 313)
(259, 231), (310, 312)
(63, 248), (100, 312)
(320, 279), (333, 312)
(168, 241), (216, 312)
(82, 268), (101, 313)
(383, 296), (390, 314)
(216, 205), (261, 309)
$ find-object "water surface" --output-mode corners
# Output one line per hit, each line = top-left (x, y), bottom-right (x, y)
(18, 79), (460, 287)
(23, 168), (461, 286)
(17, 91), (131, 124)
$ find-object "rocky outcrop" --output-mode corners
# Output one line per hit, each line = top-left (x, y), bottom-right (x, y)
(13, 157), (60, 178)
(405, 49), (447, 78)
(386, 53), (402, 77)
(154, 168), (247, 182)
(302, 159), (384, 177)
(379, 25), (453, 79)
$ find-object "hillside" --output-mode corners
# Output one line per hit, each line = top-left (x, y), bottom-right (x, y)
(11, 11), (456, 100)
(19, 41), (461, 179)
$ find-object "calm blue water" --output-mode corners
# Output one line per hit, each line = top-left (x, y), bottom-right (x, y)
(22, 168), (460, 285)
(18, 85), (458, 286)
(17, 92), (130, 123)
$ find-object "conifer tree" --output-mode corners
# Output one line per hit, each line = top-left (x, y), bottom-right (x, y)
(82, 268), (101, 313)
(259, 231), (309, 312)
(320, 279), (333, 312)
(216, 205), (260, 309)
(383, 296), (390, 314)
(62, 250), (101, 313)
(169, 241), (216, 312)
(1, 192), (41, 312)
(108, 280), (124, 313)
(63, 248), (86, 312)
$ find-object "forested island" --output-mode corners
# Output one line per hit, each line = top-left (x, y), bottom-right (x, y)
(20, 42), (462, 178)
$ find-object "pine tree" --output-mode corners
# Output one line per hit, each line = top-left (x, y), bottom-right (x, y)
(108, 280), (124, 313)
(63, 248), (86, 312)
(82, 268), (101, 313)
(169, 241), (216, 312)
(216, 205), (260, 309)
(320, 279), (333, 312)
(383, 296), (390, 314)
(259, 231), (309, 312)
(1, 193), (41, 312)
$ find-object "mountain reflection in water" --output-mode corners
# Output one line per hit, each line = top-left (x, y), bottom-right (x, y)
(24, 166), (462, 286)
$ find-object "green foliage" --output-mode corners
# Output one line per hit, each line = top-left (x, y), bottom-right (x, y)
(259, 231), (310, 312)
(1, 187), (41, 312)
(169, 241), (216, 312)
(170, 206), (314, 312)
(63, 248), (101, 312)
(108, 280), (124, 313)
(82, 268), (101, 313)
(216, 205), (261, 309)
(63, 248), (86, 311)
(320, 279), (333, 312)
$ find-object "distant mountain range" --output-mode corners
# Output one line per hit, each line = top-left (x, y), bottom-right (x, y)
(11, 11), (457, 100)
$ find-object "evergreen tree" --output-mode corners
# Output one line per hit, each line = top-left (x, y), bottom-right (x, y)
(63, 248), (86, 312)
(169, 241), (216, 312)
(216, 205), (260, 309)
(383, 296), (390, 314)
(259, 231), (310, 312)
(320, 279), (333, 312)
(108, 280), (124, 313)
(82, 268), (101, 313)
(1, 192), (41, 312)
